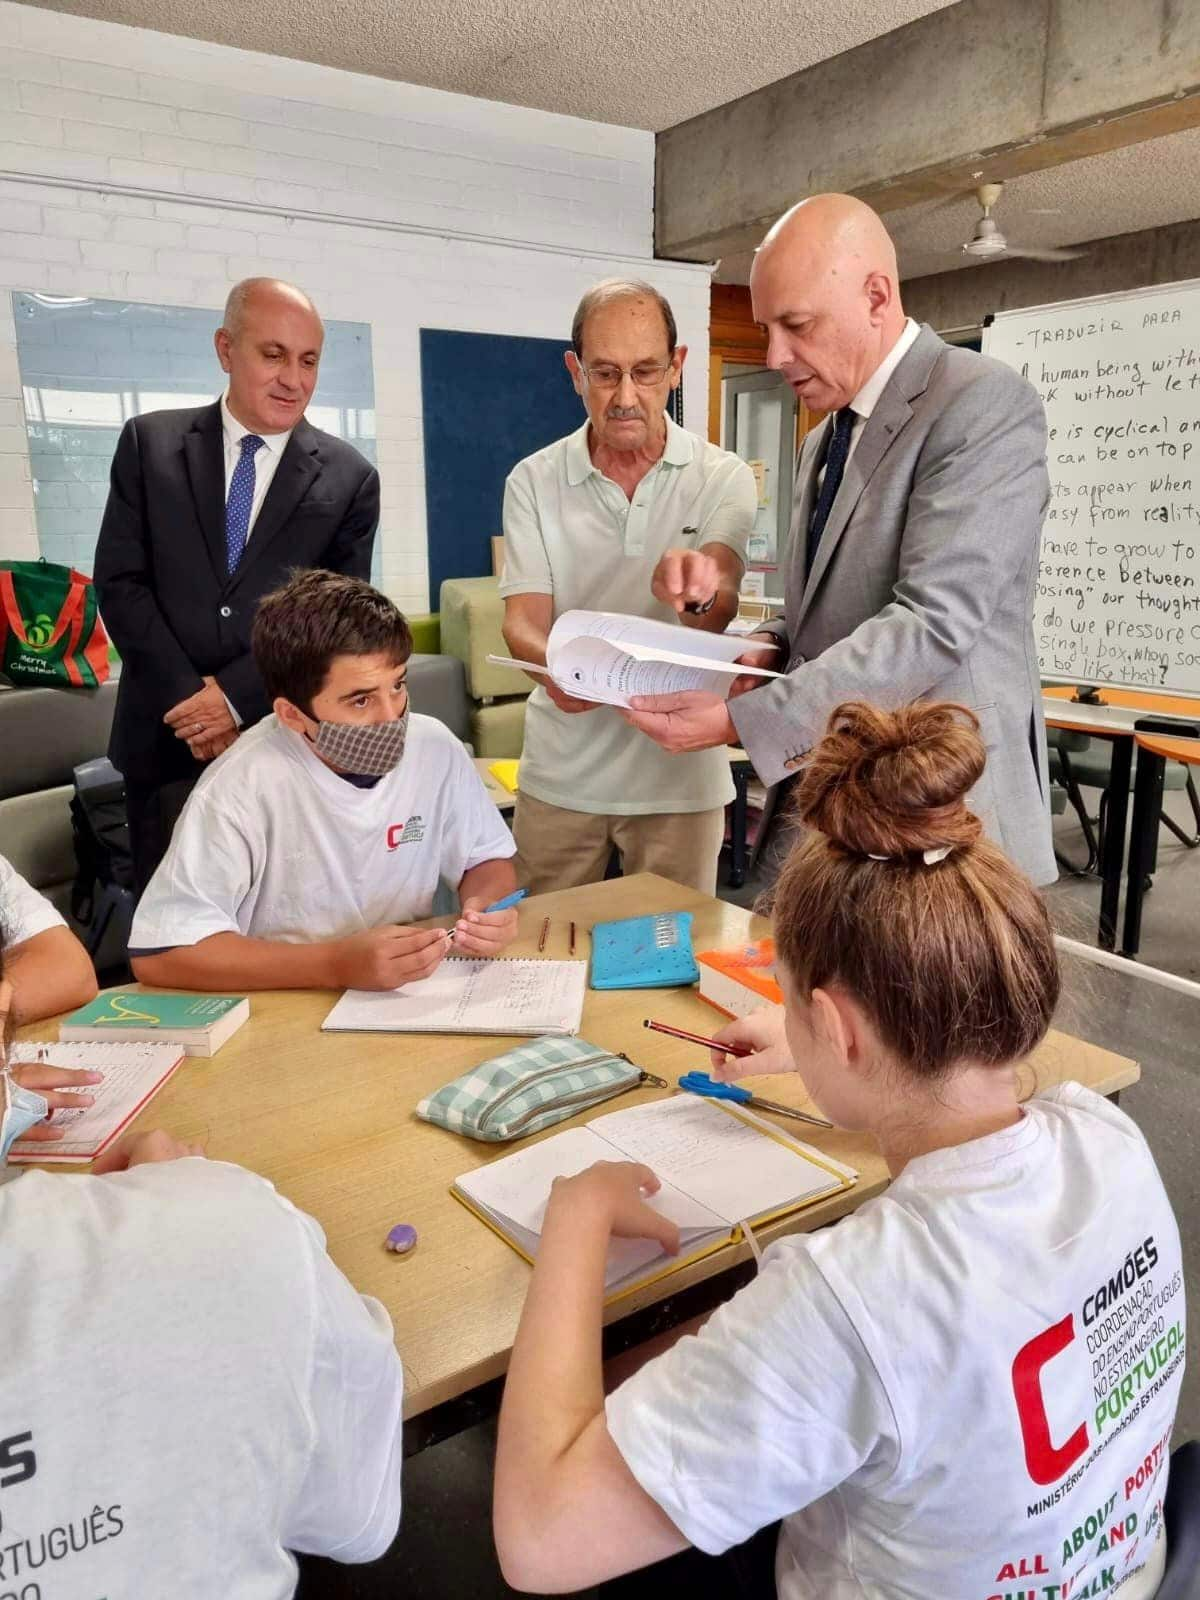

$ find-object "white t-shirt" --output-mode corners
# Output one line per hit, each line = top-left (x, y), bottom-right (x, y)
(131, 713), (516, 950)
(0, 1157), (403, 1596)
(500, 417), (755, 816)
(608, 1084), (1184, 1600)
(0, 853), (65, 948)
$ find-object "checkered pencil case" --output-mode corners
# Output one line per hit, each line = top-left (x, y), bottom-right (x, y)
(415, 1035), (665, 1142)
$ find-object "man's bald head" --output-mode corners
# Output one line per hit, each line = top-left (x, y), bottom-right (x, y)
(222, 278), (321, 341)
(750, 194), (907, 413)
(758, 194), (899, 281)
(215, 278), (324, 436)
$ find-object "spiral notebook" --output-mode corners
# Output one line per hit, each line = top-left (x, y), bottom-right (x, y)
(321, 957), (588, 1036)
(453, 1093), (857, 1302)
(7, 1040), (186, 1165)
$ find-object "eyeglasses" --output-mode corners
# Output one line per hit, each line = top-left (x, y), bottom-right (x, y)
(577, 360), (675, 390)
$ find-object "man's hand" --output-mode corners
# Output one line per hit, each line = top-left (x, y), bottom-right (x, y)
(729, 633), (786, 698)
(545, 680), (602, 715)
(93, 1129), (205, 1172)
(165, 676), (237, 747)
(623, 691), (735, 753)
(651, 548), (721, 615)
(9, 1061), (102, 1142)
(548, 1161), (681, 1254)
(452, 896), (519, 957)
(186, 727), (239, 764)
(332, 926), (450, 990)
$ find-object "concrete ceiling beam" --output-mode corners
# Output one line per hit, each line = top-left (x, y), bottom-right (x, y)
(655, 0), (1200, 262)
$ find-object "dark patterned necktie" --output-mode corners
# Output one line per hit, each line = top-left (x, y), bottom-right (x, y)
(225, 433), (264, 574)
(806, 406), (856, 575)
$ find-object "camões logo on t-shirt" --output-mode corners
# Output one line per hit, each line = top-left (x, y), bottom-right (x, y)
(386, 816), (426, 851)
(1010, 1235), (1182, 1488)
(972, 1238), (1184, 1600)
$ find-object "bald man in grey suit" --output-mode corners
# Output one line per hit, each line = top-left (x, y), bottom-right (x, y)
(625, 195), (1055, 886)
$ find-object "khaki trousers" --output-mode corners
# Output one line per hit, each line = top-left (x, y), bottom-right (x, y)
(512, 792), (726, 897)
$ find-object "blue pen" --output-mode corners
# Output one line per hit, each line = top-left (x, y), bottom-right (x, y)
(483, 889), (528, 914)
(446, 887), (528, 942)
(678, 1071), (832, 1129)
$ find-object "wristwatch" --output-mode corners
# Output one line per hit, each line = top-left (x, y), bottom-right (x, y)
(683, 593), (718, 616)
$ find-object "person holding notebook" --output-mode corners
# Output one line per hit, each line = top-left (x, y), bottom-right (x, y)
(130, 571), (518, 992)
(0, 852), (98, 1023)
(0, 957), (404, 1594)
(494, 700), (1183, 1600)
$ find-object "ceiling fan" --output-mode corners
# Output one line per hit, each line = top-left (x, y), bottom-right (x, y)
(953, 182), (1085, 263)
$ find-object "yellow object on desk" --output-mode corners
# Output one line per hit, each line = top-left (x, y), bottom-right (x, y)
(487, 759), (520, 794)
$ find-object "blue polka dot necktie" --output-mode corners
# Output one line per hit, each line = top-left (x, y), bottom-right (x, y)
(225, 433), (264, 574)
(806, 406), (856, 576)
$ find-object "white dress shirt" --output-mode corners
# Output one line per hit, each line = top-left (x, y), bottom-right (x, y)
(844, 316), (920, 460)
(817, 317), (921, 491)
(220, 392), (294, 544)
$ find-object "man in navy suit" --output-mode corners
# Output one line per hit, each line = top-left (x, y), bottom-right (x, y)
(95, 277), (379, 892)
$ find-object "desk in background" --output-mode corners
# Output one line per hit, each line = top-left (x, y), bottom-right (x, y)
(18, 874), (1139, 1448)
(1043, 687), (1200, 950)
(1123, 729), (1200, 958)
(472, 757), (515, 813)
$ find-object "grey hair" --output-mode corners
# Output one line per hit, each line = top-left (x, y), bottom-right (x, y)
(570, 279), (677, 358)
(221, 278), (321, 340)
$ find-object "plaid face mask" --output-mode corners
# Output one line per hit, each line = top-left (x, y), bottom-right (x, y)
(309, 705), (410, 778)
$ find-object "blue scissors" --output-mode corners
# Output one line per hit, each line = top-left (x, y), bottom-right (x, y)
(678, 1072), (832, 1129)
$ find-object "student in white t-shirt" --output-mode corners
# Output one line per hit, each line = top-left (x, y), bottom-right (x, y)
(0, 960), (405, 1595)
(131, 569), (519, 992)
(0, 852), (97, 1022)
(494, 700), (1185, 1600)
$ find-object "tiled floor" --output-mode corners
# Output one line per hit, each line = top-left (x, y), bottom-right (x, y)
(298, 795), (1200, 1598)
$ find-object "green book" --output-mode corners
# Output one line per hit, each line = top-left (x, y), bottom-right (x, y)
(60, 992), (250, 1057)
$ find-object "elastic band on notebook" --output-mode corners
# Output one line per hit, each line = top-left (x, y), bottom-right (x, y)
(740, 1219), (763, 1269)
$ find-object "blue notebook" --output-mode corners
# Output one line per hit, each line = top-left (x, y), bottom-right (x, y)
(589, 912), (699, 990)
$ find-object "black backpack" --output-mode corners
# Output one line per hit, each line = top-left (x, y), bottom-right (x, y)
(70, 757), (135, 962)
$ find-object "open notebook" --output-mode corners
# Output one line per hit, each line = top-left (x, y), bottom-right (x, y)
(453, 1093), (856, 1301)
(322, 958), (588, 1036)
(8, 1040), (185, 1165)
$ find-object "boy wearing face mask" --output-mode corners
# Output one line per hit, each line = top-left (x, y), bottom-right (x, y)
(129, 570), (519, 992)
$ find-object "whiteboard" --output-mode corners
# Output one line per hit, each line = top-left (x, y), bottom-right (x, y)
(983, 279), (1200, 698)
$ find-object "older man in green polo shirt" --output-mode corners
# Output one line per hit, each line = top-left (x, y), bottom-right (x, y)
(500, 279), (756, 894)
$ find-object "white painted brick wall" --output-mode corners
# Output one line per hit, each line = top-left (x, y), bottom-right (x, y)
(0, 3), (712, 610)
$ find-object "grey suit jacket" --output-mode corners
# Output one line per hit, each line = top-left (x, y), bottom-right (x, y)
(730, 324), (1057, 886)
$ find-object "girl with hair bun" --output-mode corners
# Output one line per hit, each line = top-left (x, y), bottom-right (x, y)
(495, 701), (1184, 1600)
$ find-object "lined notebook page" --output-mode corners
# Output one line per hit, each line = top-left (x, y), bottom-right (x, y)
(8, 1041), (185, 1163)
(591, 1096), (846, 1224)
(454, 1124), (728, 1290)
(321, 958), (588, 1036)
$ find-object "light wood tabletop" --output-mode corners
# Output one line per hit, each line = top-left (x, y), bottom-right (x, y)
(17, 873), (1139, 1420)
(1043, 686), (1200, 735)
(1134, 730), (1200, 765)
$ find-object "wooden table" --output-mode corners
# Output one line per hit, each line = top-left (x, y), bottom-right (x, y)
(1043, 687), (1200, 948)
(17, 873), (1139, 1445)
